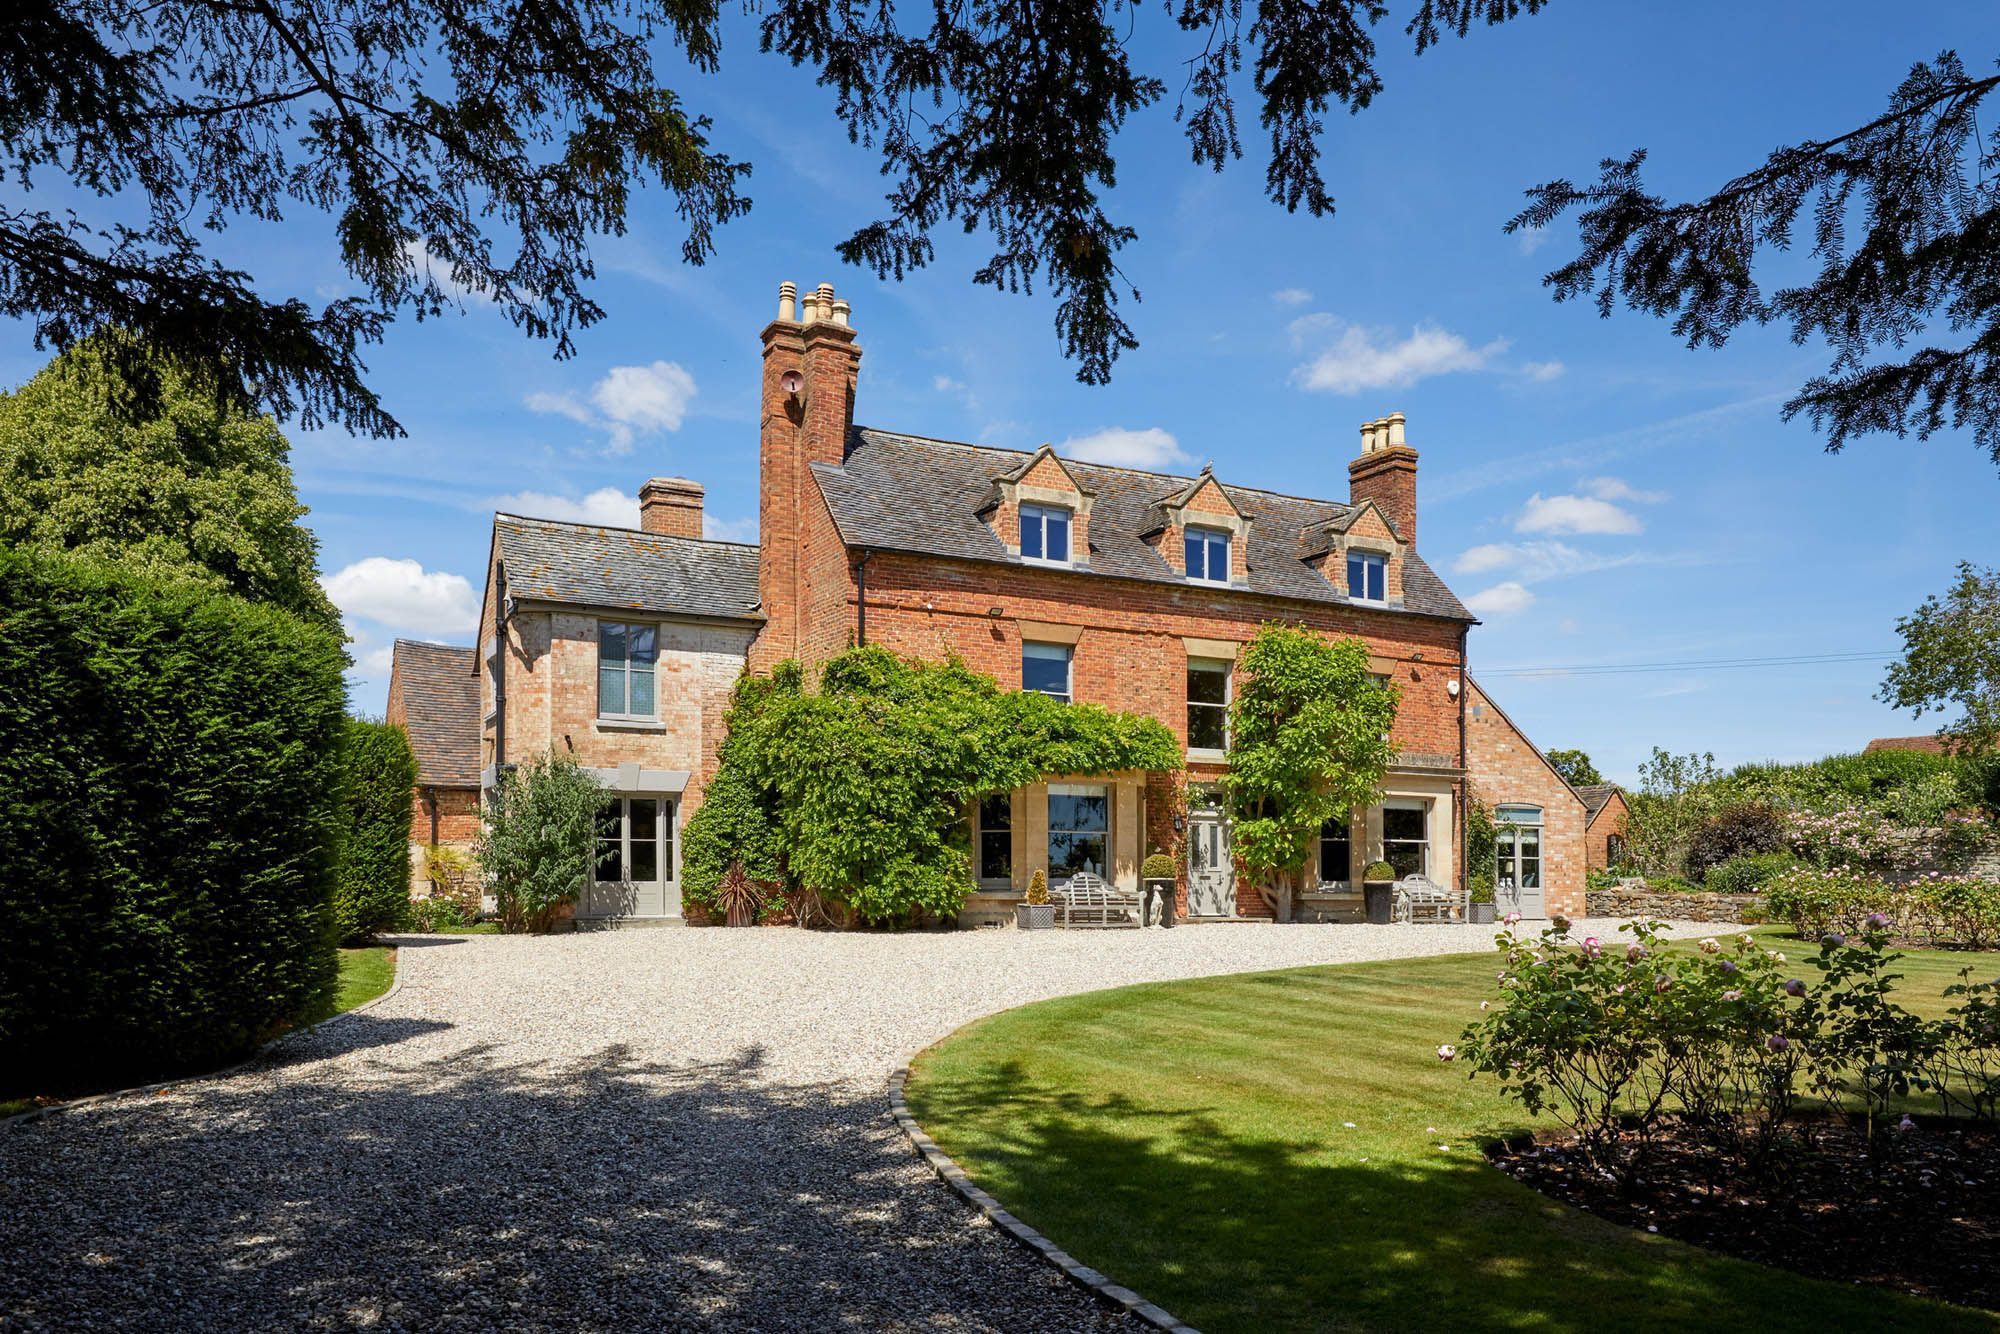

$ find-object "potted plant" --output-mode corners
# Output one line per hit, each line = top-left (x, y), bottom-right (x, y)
(1362, 860), (1397, 925)
(1467, 878), (1496, 925)
(1141, 851), (1177, 928)
(1017, 868), (1056, 930)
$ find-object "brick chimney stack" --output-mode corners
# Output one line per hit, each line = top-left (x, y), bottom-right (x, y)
(1348, 410), (1419, 546)
(638, 477), (704, 538)
(757, 281), (863, 664)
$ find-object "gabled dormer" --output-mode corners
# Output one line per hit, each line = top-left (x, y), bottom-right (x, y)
(1301, 499), (1407, 608)
(1140, 464), (1253, 584)
(982, 443), (1095, 567)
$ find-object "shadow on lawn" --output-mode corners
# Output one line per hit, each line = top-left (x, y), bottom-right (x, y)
(0, 1031), (1125, 1332)
(912, 1060), (1993, 1334)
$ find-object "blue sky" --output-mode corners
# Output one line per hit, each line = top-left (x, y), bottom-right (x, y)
(5, 1), (1996, 785)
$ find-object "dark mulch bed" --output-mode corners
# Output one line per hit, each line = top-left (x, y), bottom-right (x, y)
(1492, 1120), (2000, 1311)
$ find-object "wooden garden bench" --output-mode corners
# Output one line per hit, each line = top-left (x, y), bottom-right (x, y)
(1054, 872), (1143, 928)
(1394, 874), (1459, 924)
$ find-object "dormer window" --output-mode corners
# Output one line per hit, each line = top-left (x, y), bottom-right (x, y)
(1020, 504), (1072, 565)
(1185, 526), (1231, 583)
(1347, 550), (1386, 603)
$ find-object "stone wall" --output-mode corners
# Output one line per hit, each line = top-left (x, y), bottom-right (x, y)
(1586, 888), (1763, 924)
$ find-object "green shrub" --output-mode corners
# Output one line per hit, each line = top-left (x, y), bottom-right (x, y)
(407, 897), (465, 932)
(1763, 867), (1896, 939)
(1686, 802), (1789, 883)
(480, 751), (600, 933)
(1642, 874), (1704, 894)
(331, 717), (418, 943)
(0, 544), (347, 1087)
(1141, 852), (1177, 879)
(1903, 875), (2000, 950)
(1025, 868), (1050, 906)
(1704, 851), (1803, 896)
(1363, 861), (1395, 881)
(422, 844), (482, 921)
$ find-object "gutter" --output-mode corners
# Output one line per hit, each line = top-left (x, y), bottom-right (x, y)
(493, 562), (509, 784)
(856, 550), (873, 646)
(1458, 624), (1470, 903)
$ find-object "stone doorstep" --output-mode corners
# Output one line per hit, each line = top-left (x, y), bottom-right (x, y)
(885, 1066), (1205, 1334)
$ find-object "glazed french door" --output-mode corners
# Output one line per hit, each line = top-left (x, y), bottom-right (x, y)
(586, 796), (677, 918)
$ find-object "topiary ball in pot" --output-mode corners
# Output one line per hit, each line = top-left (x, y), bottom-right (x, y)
(1141, 852), (1176, 880)
(1364, 861), (1397, 883)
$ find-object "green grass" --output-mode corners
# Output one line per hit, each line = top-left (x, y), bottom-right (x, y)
(906, 936), (2000, 1334)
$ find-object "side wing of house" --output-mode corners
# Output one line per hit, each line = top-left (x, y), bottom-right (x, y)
(1464, 678), (1589, 919)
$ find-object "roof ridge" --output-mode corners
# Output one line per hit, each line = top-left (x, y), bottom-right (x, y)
(852, 425), (1357, 511)
(492, 511), (760, 549)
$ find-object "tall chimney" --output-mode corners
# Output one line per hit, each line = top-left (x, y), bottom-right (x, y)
(1348, 410), (1419, 546)
(757, 280), (863, 666)
(638, 477), (704, 539)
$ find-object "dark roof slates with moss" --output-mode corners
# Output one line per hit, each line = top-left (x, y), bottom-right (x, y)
(1573, 783), (1623, 821)
(811, 427), (1473, 622)
(493, 515), (761, 622)
(391, 640), (482, 788)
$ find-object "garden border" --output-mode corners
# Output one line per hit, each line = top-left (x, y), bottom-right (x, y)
(887, 1063), (1202, 1334)
(1, 949), (406, 1132)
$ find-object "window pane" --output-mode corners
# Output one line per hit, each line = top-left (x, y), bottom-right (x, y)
(1208, 534), (1229, 579)
(1370, 559), (1385, 601)
(1045, 511), (1069, 562)
(1320, 816), (1351, 883)
(598, 666), (626, 717)
(1187, 665), (1227, 706)
(661, 802), (675, 880)
(628, 800), (659, 881)
(980, 793), (1012, 831)
(1021, 508), (1043, 560)
(1049, 833), (1107, 879)
(628, 665), (655, 717)
(1496, 805), (1543, 825)
(1022, 642), (1070, 699)
(1188, 705), (1226, 750)
(1385, 842), (1426, 878)
(1048, 790), (1109, 833)
(599, 622), (626, 665)
(1184, 532), (1204, 580)
(628, 624), (657, 665)
(1383, 806), (1427, 841)
(594, 801), (623, 880)
(1347, 554), (1364, 596)
(979, 831), (1012, 881)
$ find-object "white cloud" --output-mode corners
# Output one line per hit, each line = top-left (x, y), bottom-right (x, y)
(1522, 360), (1566, 382)
(1057, 426), (1191, 470)
(491, 486), (642, 529)
(1581, 476), (1669, 504)
(401, 239), (489, 304)
(1289, 317), (1509, 394)
(341, 619), (398, 678)
(1466, 581), (1535, 615)
(527, 361), (698, 453)
(1516, 492), (1644, 536)
(1557, 618), (1581, 634)
(1272, 287), (1313, 306)
(703, 514), (759, 544)
(323, 558), (480, 635)
(934, 375), (967, 393)
(1517, 225), (1549, 256)
(1452, 539), (1638, 583)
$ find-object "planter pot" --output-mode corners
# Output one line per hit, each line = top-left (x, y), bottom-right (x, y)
(1362, 881), (1394, 925)
(1469, 901), (1496, 925)
(1141, 878), (1176, 928)
(1016, 903), (1056, 931)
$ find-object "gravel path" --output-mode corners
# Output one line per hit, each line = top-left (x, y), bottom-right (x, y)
(0, 918), (1715, 1331)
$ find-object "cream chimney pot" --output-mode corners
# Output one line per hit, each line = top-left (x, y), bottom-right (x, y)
(778, 281), (797, 322)
(1386, 412), (1406, 448)
(831, 298), (851, 327)
(1358, 421), (1376, 454)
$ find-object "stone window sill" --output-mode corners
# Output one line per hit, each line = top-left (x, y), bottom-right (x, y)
(595, 717), (666, 731)
(1188, 747), (1229, 763)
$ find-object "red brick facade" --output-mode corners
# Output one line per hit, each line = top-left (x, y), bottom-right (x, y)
(1464, 679), (1587, 919)
(1585, 789), (1632, 870)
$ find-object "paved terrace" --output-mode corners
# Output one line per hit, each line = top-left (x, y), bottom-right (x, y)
(0, 919), (1718, 1331)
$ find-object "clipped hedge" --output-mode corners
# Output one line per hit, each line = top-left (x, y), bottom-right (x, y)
(1704, 851), (1802, 895)
(332, 717), (418, 943)
(0, 544), (348, 1088)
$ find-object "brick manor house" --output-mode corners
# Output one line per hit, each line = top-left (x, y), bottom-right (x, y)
(392, 281), (1606, 926)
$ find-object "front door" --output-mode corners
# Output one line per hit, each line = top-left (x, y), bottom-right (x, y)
(586, 796), (678, 918)
(1186, 809), (1234, 917)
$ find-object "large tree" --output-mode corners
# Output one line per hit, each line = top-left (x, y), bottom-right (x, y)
(1223, 622), (1399, 922)
(1518, 51), (2000, 470)
(0, 336), (342, 632)
(1544, 748), (1602, 787)
(4, 0), (1554, 428)
(1879, 561), (2000, 755)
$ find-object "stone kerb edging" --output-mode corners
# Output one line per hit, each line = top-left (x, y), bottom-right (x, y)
(2, 953), (408, 1132)
(886, 1065), (1202, 1333)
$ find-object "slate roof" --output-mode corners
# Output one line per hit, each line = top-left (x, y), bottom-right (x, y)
(493, 515), (762, 622)
(1574, 783), (1624, 822)
(811, 428), (1474, 622)
(389, 641), (481, 788)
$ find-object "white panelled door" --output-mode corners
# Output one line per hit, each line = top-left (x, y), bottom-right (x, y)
(1186, 808), (1234, 917)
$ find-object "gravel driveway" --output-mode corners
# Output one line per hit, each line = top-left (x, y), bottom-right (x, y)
(0, 918), (1711, 1331)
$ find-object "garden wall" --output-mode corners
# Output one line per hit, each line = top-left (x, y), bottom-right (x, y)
(1585, 888), (1762, 923)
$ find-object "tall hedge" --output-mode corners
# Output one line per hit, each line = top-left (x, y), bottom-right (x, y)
(0, 544), (348, 1088)
(332, 718), (419, 943)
